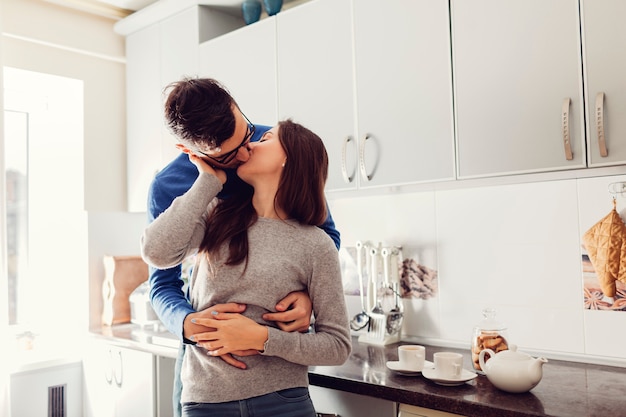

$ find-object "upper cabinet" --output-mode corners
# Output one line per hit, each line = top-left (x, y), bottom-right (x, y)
(352, 0), (455, 188)
(122, 6), (243, 212)
(199, 18), (278, 125)
(276, 0), (455, 192)
(581, 0), (626, 167)
(120, 0), (626, 208)
(276, 0), (357, 191)
(451, 0), (585, 179)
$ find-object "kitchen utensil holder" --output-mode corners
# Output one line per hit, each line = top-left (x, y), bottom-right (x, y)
(358, 312), (401, 345)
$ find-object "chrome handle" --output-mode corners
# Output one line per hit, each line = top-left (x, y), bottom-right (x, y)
(358, 134), (372, 182)
(596, 92), (608, 157)
(561, 98), (573, 160)
(341, 135), (354, 183)
(104, 349), (113, 384)
(113, 350), (123, 387)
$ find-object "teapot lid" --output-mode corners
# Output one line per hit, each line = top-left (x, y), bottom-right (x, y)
(475, 307), (506, 331)
(492, 345), (531, 361)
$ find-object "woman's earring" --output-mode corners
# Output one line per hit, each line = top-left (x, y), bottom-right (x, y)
(282, 161), (286, 168)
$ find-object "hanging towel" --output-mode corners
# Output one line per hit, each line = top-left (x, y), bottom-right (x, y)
(582, 201), (626, 297)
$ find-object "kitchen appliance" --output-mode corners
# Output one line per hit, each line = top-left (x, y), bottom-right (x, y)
(129, 280), (160, 327)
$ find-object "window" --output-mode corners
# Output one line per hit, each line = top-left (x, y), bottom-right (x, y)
(3, 67), (88, 339)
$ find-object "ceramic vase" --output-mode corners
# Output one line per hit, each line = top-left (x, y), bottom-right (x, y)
(242, 0), (262, 25)
(263, 0), (283, 16)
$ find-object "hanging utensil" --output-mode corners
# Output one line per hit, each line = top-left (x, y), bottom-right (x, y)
(381, 247), (402, 335)
(368, 244), (386, 340)
(350, 241), (370, 331)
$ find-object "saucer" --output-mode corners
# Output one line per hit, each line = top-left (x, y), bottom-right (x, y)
(422, 367), (477, 386)
(386, 360), (434, 376)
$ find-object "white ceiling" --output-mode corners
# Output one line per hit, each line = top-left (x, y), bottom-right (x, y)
(97, 0), (157, 11)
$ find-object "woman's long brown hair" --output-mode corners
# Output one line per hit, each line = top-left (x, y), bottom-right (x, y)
(199, 119), (329, 267)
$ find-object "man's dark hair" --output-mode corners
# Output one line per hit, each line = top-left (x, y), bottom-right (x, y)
(163, 77), (237, 150)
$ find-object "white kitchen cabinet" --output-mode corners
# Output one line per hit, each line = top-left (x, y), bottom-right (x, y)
(309, 385), (396, 417)
(122, 6), (243, 212)
(352, 0), (455, 188)
(276, 0), (356, 192)
(83, 342), (155, 417)
(451, 0), (585, 179)
(581, 0), (626, 167)
(399, 403), (465, 417)
(125, 22), (163, 213)
(198, 17), (278, 125)
(277, 0), (454, 192)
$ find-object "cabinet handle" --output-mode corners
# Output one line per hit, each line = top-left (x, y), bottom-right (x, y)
(104, 349), (113, 384)
(113, 350), (123, 387)
(561, 98), (573, 160)
(359, 134), (372, 182)
(341, 135), (354, 184)
(596, 92), (608, 157)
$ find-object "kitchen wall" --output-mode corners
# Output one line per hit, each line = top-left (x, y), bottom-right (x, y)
(5, 0), (625, 369)
(84, 169), (626, 366)
(330, 172), (626, 366)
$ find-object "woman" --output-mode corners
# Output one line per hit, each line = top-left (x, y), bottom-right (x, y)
(141, 119), (351, 417)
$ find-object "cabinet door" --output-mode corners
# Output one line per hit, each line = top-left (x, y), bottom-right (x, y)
(83, 343), (155, 417)
(309, 385), (396, 417)
(452, 0), (584, 178)
(276, 0), (357, 192)
(114, 347), (155, 417)
(126, 23), (163, 212)
(199, 18), (278, 125)
(160, 8), (201, 166)
(581, 0), (626, 167)
(83, 342), (117, 417)
(353, 0), (455, 187)
(399, 403), (465, 417)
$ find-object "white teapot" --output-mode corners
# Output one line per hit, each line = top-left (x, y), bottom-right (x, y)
(478, 345), (548, 393)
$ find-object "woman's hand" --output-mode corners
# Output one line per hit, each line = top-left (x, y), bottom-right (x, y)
(184, 303), (252, 369)
(190, 313), (268, 356)
(175, 143), (227, 184)
(188, 153), (227, 184)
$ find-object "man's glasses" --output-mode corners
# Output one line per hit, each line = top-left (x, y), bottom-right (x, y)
(196, 113), (255, 165)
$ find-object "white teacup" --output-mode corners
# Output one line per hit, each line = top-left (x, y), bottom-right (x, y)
(433, 352), (463, 379)
(398, 345), (425, 371)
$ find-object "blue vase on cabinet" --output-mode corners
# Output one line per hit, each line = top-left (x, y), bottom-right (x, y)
(263, 0), (283, 16)
(242, 0), (262, 25)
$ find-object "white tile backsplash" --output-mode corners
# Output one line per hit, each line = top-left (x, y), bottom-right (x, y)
(330, 174), (626, 365)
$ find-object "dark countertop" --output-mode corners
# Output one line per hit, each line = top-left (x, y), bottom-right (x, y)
(92, 325), (626, 417)
(310, 338), (626, 417)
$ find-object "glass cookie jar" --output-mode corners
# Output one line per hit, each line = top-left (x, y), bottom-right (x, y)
(471, 308), (509, 374)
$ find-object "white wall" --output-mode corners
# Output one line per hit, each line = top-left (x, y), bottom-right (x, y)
(330, 173), (626, 366)
(2, 0), (127, 212)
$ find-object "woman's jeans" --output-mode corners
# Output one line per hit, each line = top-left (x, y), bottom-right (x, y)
(182, 387), (316, 417)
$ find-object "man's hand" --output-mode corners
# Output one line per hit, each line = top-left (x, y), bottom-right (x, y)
(262, 291), (312, 333)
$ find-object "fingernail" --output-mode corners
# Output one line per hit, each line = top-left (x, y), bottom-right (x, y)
(189, 335), (195, 341)
(211, 311), (218, 316)
(191, 318), (197, 323)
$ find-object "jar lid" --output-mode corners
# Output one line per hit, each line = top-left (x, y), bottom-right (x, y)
(475, 307), (506, 331)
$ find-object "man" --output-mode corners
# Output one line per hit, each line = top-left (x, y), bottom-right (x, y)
(147, 77), (341, 415)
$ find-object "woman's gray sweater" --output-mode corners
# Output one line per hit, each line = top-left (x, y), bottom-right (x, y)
(141, 172), (351, 403)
